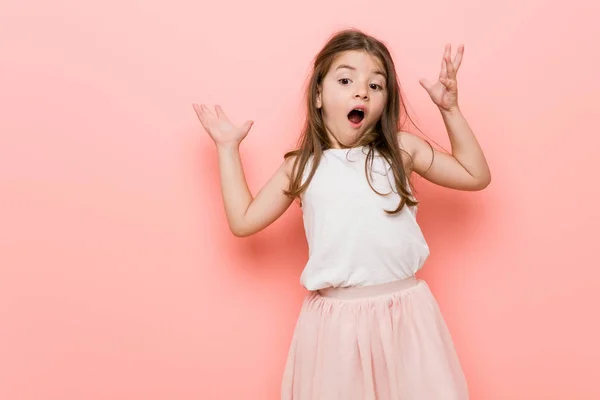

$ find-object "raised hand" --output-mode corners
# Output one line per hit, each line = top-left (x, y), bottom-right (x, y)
(419, 44), (464, 113)
(193, 104), (254, 148)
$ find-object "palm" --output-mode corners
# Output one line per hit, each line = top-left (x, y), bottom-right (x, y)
(193, 104), (253, 146)
(426, 80), (456, 110)
(420, 44), (464, 112)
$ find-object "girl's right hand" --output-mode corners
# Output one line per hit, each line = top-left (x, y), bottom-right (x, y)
(193, 104), (254, 148)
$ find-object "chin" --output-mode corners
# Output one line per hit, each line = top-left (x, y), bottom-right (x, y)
(348, 127), (369, 142)
(340, 133), (361, 146)
(327, 124), (366, 147)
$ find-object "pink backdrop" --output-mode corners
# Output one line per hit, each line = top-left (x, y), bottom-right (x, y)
(1, 0), (599, 398)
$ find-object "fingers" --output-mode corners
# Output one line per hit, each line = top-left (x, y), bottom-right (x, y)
(439, 77), (453, 90)
(193, 103), (231, 122)
(439, 59), (446, 80)
(419, 78), (433, 91)
(192, 103), (209, 127)
(439, 56), (447, 80)
(453, 44), (464, 71)
(241, 120), (254, 134)
(200, 104), (215, 119)
(445, 57), (455, 79)
(215, 105), (231, 123)
(193, 103), (222, 135)
(440, 43), (464, 80)
(441, 44), (450, 77)
(192, 103), (201, 117)
(192, 103), (218, 124)
(444, 46), (456, 79)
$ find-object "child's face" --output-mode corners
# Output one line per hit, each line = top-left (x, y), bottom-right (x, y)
(317, 50), (388, 147)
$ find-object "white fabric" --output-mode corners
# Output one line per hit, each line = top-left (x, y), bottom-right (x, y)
(299, 146), (430, 291)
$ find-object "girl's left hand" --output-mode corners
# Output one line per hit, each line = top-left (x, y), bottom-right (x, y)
(419, 44), (464, 113)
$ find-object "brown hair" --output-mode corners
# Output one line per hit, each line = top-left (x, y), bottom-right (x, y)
(284, 28), (431, 214)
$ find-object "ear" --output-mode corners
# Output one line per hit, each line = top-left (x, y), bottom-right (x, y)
(316, 86), (322, 109)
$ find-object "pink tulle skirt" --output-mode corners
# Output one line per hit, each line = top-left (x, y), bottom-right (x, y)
(281, 277), (469, 400)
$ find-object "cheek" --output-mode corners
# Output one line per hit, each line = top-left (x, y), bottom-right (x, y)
(370, 95), (387, 118)
(323, 96), (346, 117)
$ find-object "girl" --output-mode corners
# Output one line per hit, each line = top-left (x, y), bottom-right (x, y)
(194, 29), (490, 400)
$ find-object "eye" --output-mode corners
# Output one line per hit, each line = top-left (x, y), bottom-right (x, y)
(338, 78), (351, 85)
(370, 83), (383, 91)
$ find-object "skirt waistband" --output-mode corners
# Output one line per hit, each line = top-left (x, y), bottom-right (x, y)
(317, 276), (419, 299)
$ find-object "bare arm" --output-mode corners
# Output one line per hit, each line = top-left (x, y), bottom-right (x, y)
(193, 103), (295, 237)
(405, 43), (491, 191)
(399, 109), (491, 191)
(217, 145), (295, 237)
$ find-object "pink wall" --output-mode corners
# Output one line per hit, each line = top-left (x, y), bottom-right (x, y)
(1, 0), (599, 398)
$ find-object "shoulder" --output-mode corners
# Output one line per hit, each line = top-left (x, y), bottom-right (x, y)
(282, 154), (297, 175)
(397, 131), (431, 158)
(282, 151), (313, 179)
(396, 131), (435, 174)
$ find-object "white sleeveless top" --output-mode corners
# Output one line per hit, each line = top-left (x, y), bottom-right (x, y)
(299, 146), (430, 291)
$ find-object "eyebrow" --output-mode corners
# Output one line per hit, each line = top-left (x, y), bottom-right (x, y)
(335, 64), (386, 78)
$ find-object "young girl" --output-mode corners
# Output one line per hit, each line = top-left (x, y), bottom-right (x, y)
(194, 29), (490, 400)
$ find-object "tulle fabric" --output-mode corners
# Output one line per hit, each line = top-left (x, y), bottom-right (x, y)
(281, 278), (469, 400)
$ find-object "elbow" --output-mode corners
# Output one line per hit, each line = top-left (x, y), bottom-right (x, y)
(231, 228), (249, 238)
(474, 174), (492, 191)
(230, 224), (253, 238)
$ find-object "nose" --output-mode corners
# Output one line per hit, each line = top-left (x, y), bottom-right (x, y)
(354, 84), (369, 100)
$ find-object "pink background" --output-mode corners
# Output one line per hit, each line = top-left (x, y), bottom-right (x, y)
(1, 0), (599, 398)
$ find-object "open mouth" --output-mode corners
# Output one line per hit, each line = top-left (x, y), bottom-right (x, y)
(347, 109), (365, 125)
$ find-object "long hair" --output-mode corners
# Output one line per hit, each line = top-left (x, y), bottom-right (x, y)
(284, 28), (427, 214)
